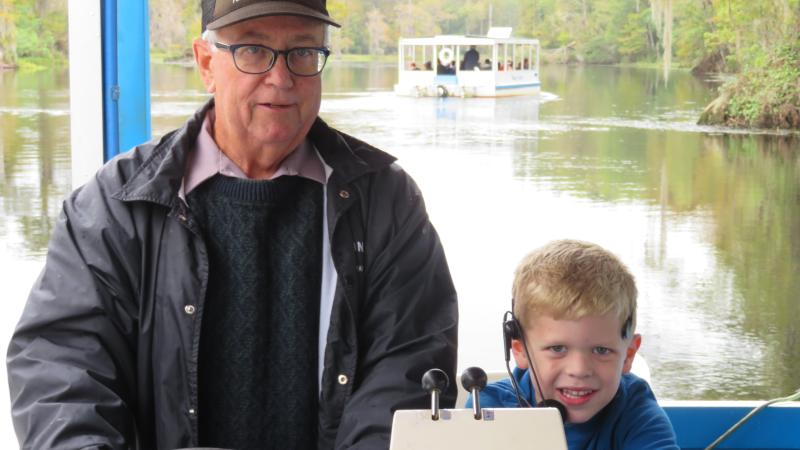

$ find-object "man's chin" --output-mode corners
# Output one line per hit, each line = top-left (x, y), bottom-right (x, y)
(247, 127), (299, 146)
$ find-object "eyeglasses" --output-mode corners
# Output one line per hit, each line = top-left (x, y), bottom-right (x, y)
(214, 42), (330, 77)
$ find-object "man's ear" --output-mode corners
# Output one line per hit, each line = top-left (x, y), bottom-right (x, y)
(511, 339), (529, 370)
(622, 333), (642, 373)
(193, 38), (216, 93)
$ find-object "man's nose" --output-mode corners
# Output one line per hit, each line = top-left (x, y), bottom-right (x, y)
(263, 54), (295, 88)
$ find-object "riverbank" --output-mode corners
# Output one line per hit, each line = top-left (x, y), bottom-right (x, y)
(699, 43), (800, 130)
(1, 56), (66, 72)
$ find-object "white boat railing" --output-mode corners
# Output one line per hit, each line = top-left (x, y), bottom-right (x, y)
(395, 34), (541, 97)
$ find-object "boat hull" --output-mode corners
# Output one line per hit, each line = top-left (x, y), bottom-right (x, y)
(394, 82), (541, 98)
(394, 71), (541, 98)
(662, 400), (800, 449)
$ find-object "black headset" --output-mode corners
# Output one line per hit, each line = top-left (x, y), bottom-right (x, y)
(502, 309), (536, 408)
(503, 300), (566, 419)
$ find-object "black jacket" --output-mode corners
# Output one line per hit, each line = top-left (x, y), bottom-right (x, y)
(7, 100), (459, 450)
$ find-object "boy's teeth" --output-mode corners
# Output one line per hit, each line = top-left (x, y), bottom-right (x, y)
(562, 389), (591, 397)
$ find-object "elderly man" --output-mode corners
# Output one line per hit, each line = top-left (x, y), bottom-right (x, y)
(6, 1), (458, 449)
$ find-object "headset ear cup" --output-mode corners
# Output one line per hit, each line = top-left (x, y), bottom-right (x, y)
(506, 318), (520, 340)
(502, 316), (521, 361)
(621, 315), (632, 339)
(502, 320), (513, 361)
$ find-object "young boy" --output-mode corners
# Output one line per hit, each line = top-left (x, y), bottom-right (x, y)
(469, 239), (678, 449)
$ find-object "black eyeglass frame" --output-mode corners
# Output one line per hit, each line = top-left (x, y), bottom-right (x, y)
(213, 42), (331, 77)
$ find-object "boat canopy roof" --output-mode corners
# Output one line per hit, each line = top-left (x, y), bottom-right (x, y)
(398, 35), (540, 47)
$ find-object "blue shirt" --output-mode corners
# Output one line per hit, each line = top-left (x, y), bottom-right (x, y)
(466, 368), (678, 450)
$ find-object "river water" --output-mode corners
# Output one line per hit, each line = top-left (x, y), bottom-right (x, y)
(1, 62), (798, 433)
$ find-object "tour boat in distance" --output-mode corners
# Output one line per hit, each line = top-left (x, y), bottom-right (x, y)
(394, 27), (541, 98)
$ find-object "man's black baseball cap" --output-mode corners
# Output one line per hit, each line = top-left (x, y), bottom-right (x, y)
(202, 0), (341, 31)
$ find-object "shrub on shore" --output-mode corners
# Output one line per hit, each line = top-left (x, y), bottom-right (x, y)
(699, 43), (800, 130)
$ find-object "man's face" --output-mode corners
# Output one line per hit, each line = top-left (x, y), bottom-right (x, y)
(195, 15), (324, 164)
(512, 313), (640, 424)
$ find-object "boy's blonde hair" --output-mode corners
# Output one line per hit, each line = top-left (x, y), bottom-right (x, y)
(512, 239), (637, 337)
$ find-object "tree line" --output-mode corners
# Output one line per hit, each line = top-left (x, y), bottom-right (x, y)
(0, 0), (800, 72)
(0, 0), (796, 73)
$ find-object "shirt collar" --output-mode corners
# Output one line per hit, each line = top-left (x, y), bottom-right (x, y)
(180, 108), (327, 198)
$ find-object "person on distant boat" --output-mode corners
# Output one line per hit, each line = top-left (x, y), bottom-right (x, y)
(437, 59), (456, 75)
(481, 58), (492, 70)
(462, 45), (480, 70)
(409, 61), (420, 70)
(467, 240), (678, 450)
(6, 1), (458, 449)
(437, 61), (456, 75)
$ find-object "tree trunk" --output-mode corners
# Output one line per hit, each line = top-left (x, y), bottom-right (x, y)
(581, 0), (588, 27)
(782, 0), (791, 37)
(0, 0), (17, 68)
(651, 0), (663, 36)
(647, 23), (656, 58)
(651, 0), (673, 83)
(796, 0), (800, 36)
(663, 0), (672, 83)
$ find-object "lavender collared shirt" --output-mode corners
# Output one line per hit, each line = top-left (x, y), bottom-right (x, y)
(181, 109), (336, 391)
(180, 109), (326, 196)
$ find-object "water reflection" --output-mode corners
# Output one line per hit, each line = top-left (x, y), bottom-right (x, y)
(0, 62), (798, 402)
(0, 69), (71, 259)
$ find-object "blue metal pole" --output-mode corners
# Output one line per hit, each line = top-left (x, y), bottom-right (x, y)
(101, 0), (120, 162)
(101, 0), (152, 162)
(117, 0), (152, 154)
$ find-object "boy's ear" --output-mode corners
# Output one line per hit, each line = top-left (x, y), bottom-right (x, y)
(511, 339), (529, 369)
(622, 333), (642, 373)
(193, 38), (216, 93)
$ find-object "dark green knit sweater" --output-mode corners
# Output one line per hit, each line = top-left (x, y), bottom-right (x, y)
(188, 174), (323, 450)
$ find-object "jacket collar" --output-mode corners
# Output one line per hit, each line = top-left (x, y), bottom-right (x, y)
(114, 98), (396, 206)
(307, 114), (396, 184)
(113, 99), (212, 207)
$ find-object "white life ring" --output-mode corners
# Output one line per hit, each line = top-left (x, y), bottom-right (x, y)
(438, 47), (454, 65)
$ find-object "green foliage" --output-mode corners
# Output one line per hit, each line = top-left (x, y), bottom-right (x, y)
(583, 37), (619, 64)
(672, 0), (708, 66)
(699, 0), (799, 72)
(617, 9), (652, 61)
(181, 1), (201, 56)
(2, 0), (67, 66)
(42, 10), (67, 53)
(14, 1), (56, 60)
(723, 42), (800, 126)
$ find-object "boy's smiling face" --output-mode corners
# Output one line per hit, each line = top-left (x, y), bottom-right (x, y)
(512, 312), (641, 424)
